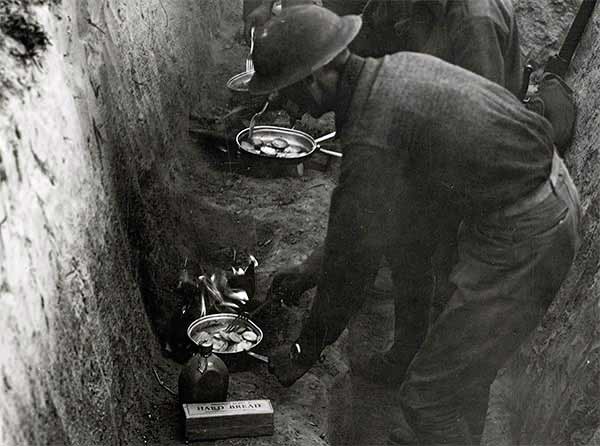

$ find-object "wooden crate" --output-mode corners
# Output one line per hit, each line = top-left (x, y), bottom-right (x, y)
(183, 399), (274, 441)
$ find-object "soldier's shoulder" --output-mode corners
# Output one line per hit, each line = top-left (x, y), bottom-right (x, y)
(447, 0), (514, 29)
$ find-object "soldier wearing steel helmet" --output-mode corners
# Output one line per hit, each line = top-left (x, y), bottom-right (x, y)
(250, 5), (581, 445)
(246, 0), (525, 388)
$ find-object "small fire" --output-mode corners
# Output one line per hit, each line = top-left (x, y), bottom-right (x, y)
(178, 256), (258, 317)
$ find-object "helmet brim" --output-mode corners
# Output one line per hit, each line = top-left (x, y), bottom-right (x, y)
(248, 15), (362, 95)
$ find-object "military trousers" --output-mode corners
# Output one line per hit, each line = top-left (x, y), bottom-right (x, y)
(399, 151), (582, 445)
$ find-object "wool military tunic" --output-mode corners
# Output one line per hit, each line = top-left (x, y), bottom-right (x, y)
(323, 0), (523, 96)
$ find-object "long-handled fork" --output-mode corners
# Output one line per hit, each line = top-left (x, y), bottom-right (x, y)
(246, 27), (255, 73)
(248, 100), (269, 139)
(224, 311), (250, 333)
(224, 287), (276, 333)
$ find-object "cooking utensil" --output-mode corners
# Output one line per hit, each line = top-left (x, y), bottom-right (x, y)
(226, 71), (267, 109)
(246, 351), (269, 363)
(226, 71), (254, 93)
(224, 311), (249, 333)
(248, 101), (270, 139)
(314, 131), (341, 158)
(188, 313), (269, 364)
(236, 125), (340, 164)
(246, 27), (255, 73)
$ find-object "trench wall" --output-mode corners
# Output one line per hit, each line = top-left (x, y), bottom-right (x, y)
(0, 0), (228, 444)
(483, 1), (600, 444)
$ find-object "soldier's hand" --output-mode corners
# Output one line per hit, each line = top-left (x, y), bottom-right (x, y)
(269, 267), (316, 305)
(268, 343), (317, 387)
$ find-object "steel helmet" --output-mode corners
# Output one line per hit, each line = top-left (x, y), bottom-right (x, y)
(248, 5), (362, 95)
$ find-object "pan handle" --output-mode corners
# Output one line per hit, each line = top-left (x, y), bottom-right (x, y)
(314, 131), (336, 145)
(314, 131), (342, 158)
(246, 351), (269, 364)
(318, 147), (343, 158)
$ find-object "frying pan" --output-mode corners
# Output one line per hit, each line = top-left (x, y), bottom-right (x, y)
(187, 313), (269, 364)
(226, 71), (253, 93)
(226, 71), (268, 108)
(235, 126), (341, 164)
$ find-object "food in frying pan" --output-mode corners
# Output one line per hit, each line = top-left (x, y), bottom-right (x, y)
(284, 146), (302, 154)
(240, 135), (308, 159)
(271, 138), (289, 149)
(195, 322), (260, 354)
(250, 136), (264, 148)
(240, 140), (257, 153)
(260, 146), (278, 156)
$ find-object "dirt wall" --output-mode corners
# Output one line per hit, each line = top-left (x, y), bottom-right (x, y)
(483, 1), (600, 444)
(0, 0), (229, 444)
